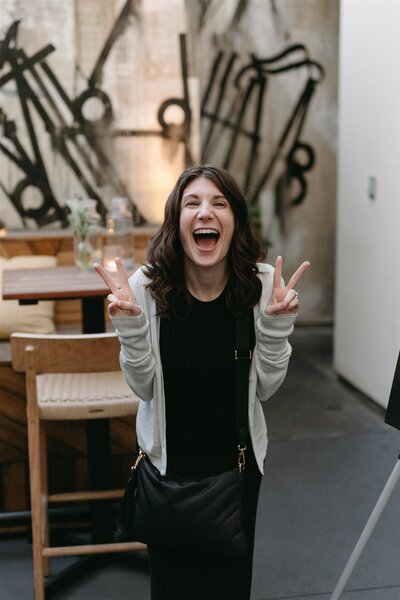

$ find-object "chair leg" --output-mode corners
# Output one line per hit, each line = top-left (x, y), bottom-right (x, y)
(40, 423), (50, 577)
(28, 416), (46, 600)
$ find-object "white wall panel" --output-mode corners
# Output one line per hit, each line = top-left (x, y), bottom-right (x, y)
(334, 0), (400, 407)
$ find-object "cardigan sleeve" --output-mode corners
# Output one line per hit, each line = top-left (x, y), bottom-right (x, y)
(109, 267), (156, 402)
(110, 312), (156, 401)
(252, 263), (297, 401)
(254, 309), (296, 402)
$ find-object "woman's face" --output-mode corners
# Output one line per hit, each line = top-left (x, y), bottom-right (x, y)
(179, 176), (235, 272)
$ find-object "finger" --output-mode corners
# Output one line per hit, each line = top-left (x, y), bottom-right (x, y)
(107, 293), (137, 311)
(265, 303), (281, 316)
(115, 257), (131, 290)
(115, 299), (142, 316)
(273, 255), (283, 290)
(266, 289), (297, 315)
(266, 302), (289, 316)
(115, 300), (143, 317)
(94, 262), (118, 293)
(278, 288), (297, 311)
(108, 302), (120, 317)
(108, 299), (142, 317)
(286, 261), (310, 290)
(285, 296), (299, 313)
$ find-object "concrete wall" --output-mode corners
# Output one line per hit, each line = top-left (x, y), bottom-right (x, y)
(0, 0), (198, 228)
(186, 0), (339, 323)
(0, 0), (339, 323)
(334, 0), (400, 408)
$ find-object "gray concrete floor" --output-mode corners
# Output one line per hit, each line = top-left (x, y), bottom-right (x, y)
(2, 326), (400, 599)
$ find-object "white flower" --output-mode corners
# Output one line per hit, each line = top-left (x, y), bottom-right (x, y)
(66, 199), (98, 238)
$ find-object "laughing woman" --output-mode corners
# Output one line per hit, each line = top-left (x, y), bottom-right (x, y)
(95, 165), (309, 600)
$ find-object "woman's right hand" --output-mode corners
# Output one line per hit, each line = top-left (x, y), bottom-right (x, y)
(94, 257), (142, 317)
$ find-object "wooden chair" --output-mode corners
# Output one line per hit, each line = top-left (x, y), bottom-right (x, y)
(11, 332), (145, 600)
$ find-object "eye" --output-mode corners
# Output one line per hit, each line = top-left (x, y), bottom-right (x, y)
(184, 199), (199, 207)
(214, 200), (227, 208)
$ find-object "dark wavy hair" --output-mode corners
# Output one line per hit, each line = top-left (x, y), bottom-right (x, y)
(145, 165), (265, 318)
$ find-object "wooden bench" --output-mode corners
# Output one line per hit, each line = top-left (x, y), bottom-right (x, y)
(0, 228), (156, 519)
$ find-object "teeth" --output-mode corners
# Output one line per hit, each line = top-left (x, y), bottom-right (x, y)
(193, 229), (219, 236)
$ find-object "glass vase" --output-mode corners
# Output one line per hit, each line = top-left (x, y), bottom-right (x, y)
(73, 232), (94, 272)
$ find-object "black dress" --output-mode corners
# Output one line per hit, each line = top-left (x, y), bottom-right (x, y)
(149, 291), (262, 600)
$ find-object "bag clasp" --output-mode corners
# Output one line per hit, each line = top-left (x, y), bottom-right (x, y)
(131, 448), (145, 473)
(238, 444), (247, 473)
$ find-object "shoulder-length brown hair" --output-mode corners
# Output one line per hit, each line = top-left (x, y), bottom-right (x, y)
(145, 165), (265, 318)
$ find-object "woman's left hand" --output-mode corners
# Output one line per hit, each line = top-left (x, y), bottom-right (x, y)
(265, 256), (310, 316)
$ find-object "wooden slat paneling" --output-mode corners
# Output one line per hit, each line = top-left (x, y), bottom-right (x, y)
(49, 458), (76, 494)
(2, 463), (28, 511)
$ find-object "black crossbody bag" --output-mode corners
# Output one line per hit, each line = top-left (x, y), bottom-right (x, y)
(116, 311), (252, 557)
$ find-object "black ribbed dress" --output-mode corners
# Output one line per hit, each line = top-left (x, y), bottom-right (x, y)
(148, 290), (262, 600)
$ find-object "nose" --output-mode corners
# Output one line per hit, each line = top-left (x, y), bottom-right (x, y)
(198, 201), (212, 220)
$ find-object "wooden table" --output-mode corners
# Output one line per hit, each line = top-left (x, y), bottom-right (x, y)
(2, 265), (112, 333)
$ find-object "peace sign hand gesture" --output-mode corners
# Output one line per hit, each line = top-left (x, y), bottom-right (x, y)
(266, 256), (310, 316)
(94, 258), (142, 317)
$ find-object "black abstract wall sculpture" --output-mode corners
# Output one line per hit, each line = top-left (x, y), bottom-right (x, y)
(197, 0), (251, 31)
(0, 0), (193, 229)
(113, 33), (192, 168)
(0, 0), (322, 232)
(201, 44), (324, 233)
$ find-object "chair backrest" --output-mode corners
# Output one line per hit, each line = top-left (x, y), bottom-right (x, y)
(11, 332), (122, 374)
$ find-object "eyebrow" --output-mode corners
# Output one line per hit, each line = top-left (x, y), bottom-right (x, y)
(182, 193), (226, 199)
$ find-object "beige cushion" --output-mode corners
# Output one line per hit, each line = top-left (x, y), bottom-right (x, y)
(0, 255), (57, 339)
(37, 371), (139, 420)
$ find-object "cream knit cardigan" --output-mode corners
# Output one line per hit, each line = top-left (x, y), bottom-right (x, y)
(111, 263), (297, 475)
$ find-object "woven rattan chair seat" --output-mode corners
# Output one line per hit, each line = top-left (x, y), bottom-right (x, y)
(36, 371), (139, 419)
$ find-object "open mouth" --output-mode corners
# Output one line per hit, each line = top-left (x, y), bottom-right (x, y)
(193, 228), (220, 250)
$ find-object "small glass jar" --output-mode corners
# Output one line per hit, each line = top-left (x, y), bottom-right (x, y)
(72, 199), (102, 272)
(103, 197), (134, 271)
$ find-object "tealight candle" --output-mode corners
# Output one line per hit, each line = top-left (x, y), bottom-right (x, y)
(102, 245), (121, 272)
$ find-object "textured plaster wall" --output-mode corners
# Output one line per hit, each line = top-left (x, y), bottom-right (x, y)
(0, 0), (198, 227)
(187, 0), (339, 323)
(0, 0), (338, 322)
